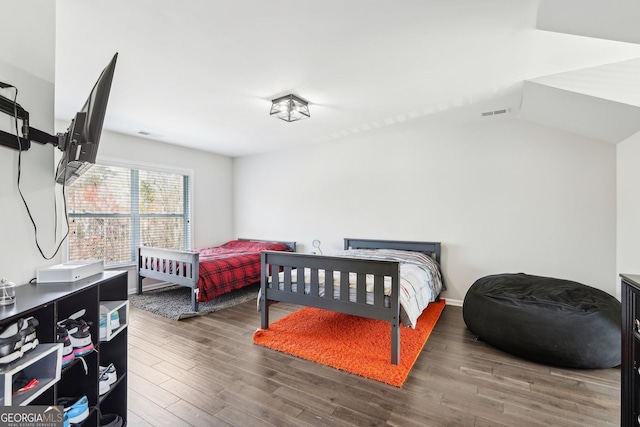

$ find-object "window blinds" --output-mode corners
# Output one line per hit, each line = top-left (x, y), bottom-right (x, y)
(66, 164), (190, 266)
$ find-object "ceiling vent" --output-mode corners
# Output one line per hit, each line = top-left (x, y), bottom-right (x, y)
(481, 108), (510, 117)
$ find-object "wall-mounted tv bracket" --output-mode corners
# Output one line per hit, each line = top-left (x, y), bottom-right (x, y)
(0, 92), (61, 151)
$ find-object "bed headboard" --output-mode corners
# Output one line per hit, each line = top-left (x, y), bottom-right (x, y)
(238, 238), (296, 252)
(343, 238), (441, 264)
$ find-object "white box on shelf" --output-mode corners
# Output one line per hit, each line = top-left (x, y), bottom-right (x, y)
(99, 300), (128, 342)
(37, 260), (104, 283)
(0, 343), (63, 406)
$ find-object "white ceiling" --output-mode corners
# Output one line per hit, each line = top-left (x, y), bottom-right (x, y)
(53, 0), (640, 157)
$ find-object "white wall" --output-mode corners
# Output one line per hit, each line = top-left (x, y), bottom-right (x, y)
(617, 130), (640, 295)
(233, 114), (617, 302)
(0, 3), (234, 288)
(0, 2), (57, 286)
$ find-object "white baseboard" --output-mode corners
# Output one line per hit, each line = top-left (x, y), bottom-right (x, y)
(128, 281), (172, 295)
(444, 298), (463, 307)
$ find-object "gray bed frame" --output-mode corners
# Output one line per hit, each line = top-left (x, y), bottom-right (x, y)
(260, 238), (442, 365)
(137, 238), (296, 312)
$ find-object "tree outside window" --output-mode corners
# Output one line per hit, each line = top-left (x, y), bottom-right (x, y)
(66, 164), (191, 266)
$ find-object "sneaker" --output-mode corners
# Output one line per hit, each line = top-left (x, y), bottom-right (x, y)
(99, 363), (117, 386)
(57, 326), (74, 367)
(99, 306), (121, 340)
(98, 363), (117, 395)
(58, 311), (94, 357)
(98, 370), (110, 396)
(66, 309), (92, 333)
(12, 371), (39, 393)
(19, 316), (39, 353)
(0, 320), (23, 365)
(99, 412), (123, 427)
(57, 395), (89, 424)
(110, 310), (120, 330)
(99, 315), (107, 341)
(58, 319), (93, 357)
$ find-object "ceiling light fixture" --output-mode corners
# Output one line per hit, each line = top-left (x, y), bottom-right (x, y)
(270, 94), (310, 122)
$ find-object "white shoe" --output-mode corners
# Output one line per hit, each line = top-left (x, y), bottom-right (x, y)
(99, 363), (117, 395)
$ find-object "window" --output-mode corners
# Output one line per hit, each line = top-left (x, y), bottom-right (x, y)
(66, 164), (191, 266)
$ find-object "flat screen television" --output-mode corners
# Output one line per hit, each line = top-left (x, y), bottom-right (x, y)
(56, 53), (118, 185)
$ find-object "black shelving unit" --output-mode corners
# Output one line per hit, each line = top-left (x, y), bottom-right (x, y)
(0, 271), (128, 427)
(621, 273), (640, 427)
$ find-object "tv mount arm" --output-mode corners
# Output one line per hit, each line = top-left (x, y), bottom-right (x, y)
(0, 92), (63, 152)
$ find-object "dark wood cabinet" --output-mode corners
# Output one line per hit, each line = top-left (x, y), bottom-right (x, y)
(621, 274), (640, 427)
(0, 271), (128, 427)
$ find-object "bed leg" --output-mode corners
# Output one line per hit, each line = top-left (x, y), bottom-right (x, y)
(137, 275), (143, 295)
(391, 322), (400, 365)
(192, 288), (199, 312)
(261, 295), (269, 329)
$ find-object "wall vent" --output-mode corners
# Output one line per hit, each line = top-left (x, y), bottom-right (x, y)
(481, 107), (510, 117)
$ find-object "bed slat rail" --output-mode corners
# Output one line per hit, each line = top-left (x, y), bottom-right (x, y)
(261, 250), (401, 364)
(137, 246), (200, 311)
(137, 247), (199, 285)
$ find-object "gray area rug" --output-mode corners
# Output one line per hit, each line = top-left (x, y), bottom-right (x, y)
(129, 283), (260, 320)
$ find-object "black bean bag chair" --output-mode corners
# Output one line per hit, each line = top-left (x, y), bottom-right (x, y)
(463, 273), (621, 369)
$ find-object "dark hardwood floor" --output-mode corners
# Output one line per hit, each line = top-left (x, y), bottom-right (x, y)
(127, 301), (620, 427)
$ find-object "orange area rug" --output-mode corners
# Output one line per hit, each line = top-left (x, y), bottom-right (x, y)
(253, 300), (446, 387)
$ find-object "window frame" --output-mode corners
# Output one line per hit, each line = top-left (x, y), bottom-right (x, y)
(64, 157), (193, 267)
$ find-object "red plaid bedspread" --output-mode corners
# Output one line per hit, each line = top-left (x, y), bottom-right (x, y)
(197, 240), (291, 302)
